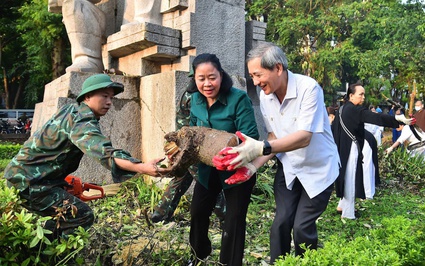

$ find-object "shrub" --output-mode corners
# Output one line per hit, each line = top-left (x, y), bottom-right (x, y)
(380, 147), (425, 188)
(274, 216), (425, 265)
(0, 179), (89, 265)
(0, 144), (21, 160)
(0, 159), (10, 171)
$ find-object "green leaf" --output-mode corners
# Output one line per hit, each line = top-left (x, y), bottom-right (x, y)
(36, 225), (44, 239)
(29, 236), (40, 248)
(21, 257), (31, 266)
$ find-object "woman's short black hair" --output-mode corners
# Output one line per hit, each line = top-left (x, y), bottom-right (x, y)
(186, 53), (233, 94)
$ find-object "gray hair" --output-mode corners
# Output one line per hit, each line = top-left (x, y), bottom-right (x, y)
(246, 42), (288, 70)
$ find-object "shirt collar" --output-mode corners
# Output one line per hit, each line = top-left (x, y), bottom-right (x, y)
(285, 70), (296, 99)
(79, 102), (92, 112)
(78, 102), (100, 120)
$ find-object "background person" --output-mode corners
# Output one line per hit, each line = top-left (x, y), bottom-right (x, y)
(187, 53), (259, 266)
(327, 106), (337, 125)
(3, 74), (168, 240)
(332, 83), (413, 219)
(365, 105), (383, 146)
(413, 100), (425, 131)
(18, 112), (28, 124)
(388, 105), (403, 144)
(363, 106), (381, 200)
(386, 124), (425, 157)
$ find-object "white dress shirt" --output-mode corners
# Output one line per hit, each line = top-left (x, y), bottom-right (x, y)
(260, 70), (340, 198)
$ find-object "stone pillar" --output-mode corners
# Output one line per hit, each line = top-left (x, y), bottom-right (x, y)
(245, 20), (268, 140)
(190, 0), (246, 79)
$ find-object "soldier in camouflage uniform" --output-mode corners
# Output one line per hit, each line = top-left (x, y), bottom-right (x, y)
(3, 74), (168, 239)
(151, 83), (227, 223)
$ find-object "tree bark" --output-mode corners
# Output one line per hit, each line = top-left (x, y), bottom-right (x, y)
(2, 67), (9, 109)
(12, 77), (24, 109)
(163, 126), (239, 176)
(52, 38), (66, 79)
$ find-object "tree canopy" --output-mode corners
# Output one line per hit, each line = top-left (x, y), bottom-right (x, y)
(0, 0), (69, 109)
(0, 0), (424, 109)
(246, 0), (425, 107)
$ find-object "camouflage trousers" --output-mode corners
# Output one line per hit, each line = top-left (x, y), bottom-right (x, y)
(154, 169), (226, 221)
(19, 186), (94, 240)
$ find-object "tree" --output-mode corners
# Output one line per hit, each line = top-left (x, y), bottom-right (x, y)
(0, 0), (27, 109)
(17, 0), (70, 108)
(0, 0), (70, 109)
(245, 0), (425, 107)
(348, 0), (425, 106)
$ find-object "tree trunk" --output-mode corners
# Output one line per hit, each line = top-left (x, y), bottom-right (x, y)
(163, 126), (239, 176)
(52, 38), (66, 79)
(2, 67), (9, 109)
(12, 77), (24, 109)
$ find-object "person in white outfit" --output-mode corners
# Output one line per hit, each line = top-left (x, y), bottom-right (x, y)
(365, 106), (383, 146)
(331, 84), (413, 219)
(386, 124), (425, 158)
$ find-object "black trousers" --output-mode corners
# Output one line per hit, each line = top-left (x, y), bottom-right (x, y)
(190, 169), (256, 266)
(270, 162), (332, 263)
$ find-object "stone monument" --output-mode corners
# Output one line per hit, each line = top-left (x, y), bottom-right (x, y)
(34, 0), (267, 184)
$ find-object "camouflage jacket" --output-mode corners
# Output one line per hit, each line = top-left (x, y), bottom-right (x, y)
(4, 102), (139, 192)
(176, 91), (191, 129)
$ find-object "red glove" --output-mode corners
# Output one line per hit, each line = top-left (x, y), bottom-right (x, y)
(212, 147), (238, 170)
(213, 132), (250, 171)
(224, 163), (257, 185)
(409, 114), (417, 125)
(224, 131), (264, 169)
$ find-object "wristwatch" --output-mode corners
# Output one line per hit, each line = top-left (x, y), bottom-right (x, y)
(263, 140), (272, 155)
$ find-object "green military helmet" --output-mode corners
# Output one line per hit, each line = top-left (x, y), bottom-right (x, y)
(77, 74), (124, 102)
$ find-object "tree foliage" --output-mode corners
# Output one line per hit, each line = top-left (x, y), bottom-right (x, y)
(0, 0), (69, 109)
(246, 0), (425, 107)
(0, 0), (27, 109)
(17, 0), (69, 108)
(1, 0), (424, 108)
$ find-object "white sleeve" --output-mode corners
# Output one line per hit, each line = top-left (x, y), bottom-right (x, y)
(396, 126), (412, 143)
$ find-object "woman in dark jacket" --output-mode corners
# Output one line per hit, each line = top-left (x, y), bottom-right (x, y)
(332, 82), (413, 219)
(188, 53), (259, 265)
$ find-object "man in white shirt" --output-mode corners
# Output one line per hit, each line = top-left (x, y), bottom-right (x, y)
(219, 42), (340, 263)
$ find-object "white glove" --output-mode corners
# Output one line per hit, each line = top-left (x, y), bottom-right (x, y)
(395, 114), (415, 125)
(385, 147), (394, 154)
(226, 132), (264, 168)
